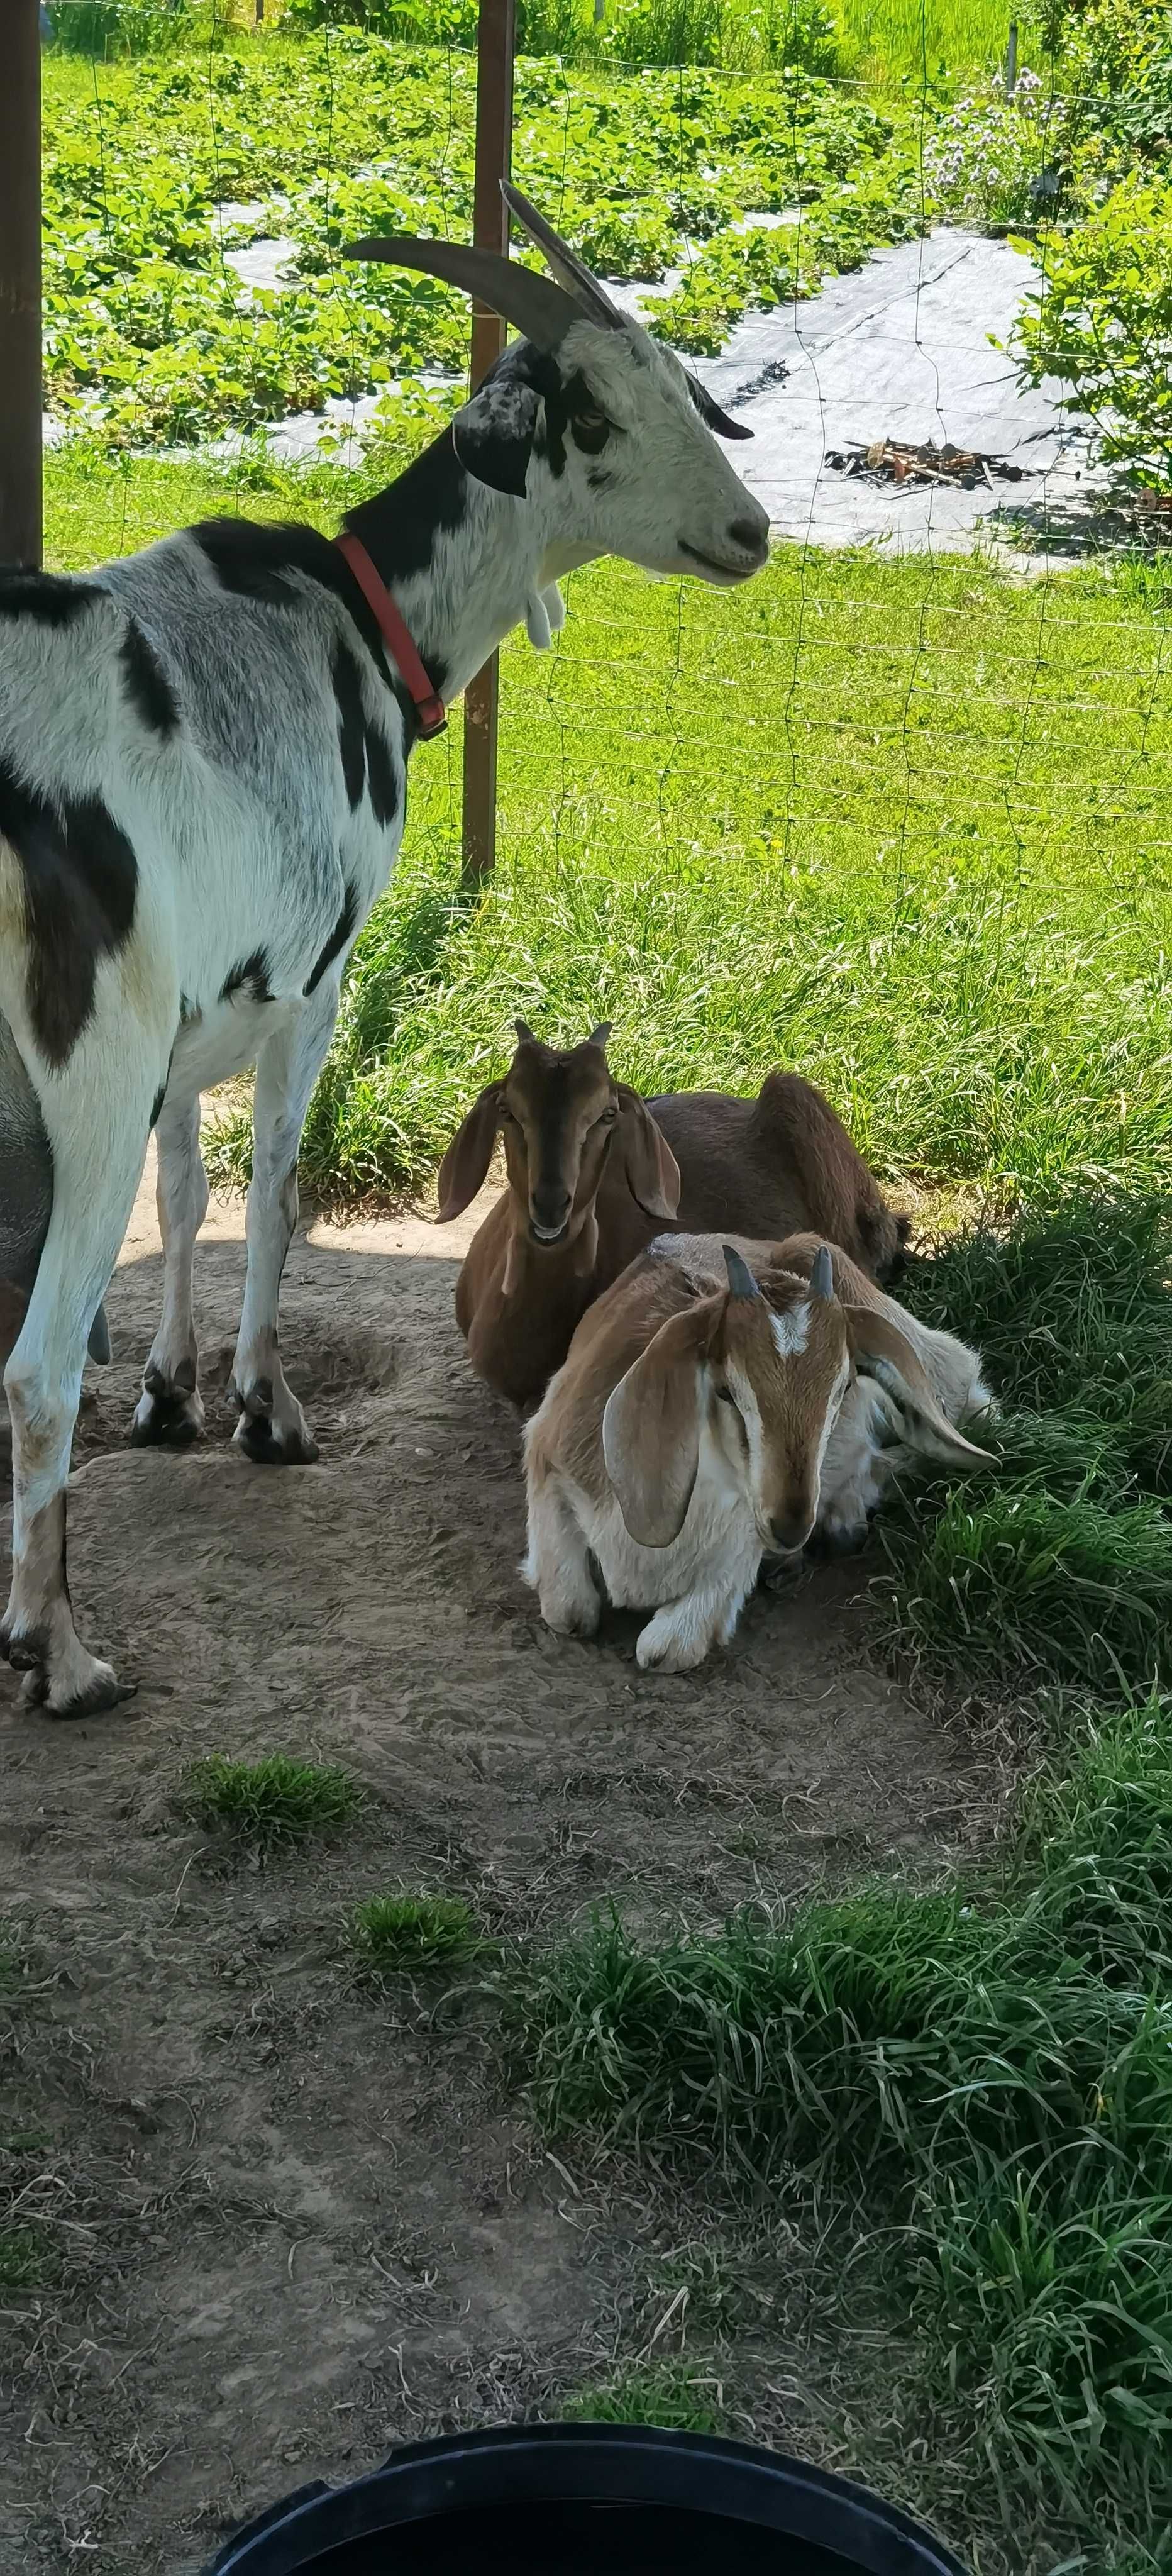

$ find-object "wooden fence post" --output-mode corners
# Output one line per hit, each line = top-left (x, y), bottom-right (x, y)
(461, 0), (516, 885)
(0, 0), (43, 570)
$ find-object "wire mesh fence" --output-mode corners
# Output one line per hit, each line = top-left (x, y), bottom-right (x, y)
(20, 0), (1172, 1204)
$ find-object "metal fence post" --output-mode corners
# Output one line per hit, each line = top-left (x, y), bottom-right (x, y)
(461, 0), (516, 886)
(0, 0), (43, 570)
(1005, 16), (1019, 94)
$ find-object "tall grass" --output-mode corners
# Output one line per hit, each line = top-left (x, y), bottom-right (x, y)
(510, 1699), (1172, 2554)
(201, 540), (1172, 1209)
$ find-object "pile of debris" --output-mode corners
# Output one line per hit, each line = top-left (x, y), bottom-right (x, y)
(824, 437), (1026, 491)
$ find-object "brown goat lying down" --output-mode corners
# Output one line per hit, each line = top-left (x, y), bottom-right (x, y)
(436, 1021), (910, 1410)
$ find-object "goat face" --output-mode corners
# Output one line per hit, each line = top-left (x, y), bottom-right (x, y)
(459, 326), (771, 589)
(436, 1019), (680, 1245)
(602, 1243), (992, 1555)
(346, 183), (770, 591)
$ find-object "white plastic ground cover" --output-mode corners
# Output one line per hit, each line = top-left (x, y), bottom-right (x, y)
(45, 219), (1107, 554)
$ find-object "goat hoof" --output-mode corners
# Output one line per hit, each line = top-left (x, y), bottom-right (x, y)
(130, 1379), (204, 1449)
(44, 1667), (136, 1721)
(231, 1406), (319, 1468)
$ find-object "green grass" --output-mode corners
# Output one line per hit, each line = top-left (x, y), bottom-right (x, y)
(110, 518), (1159, 1211)
(350, 1890), (484, 1968)
(182, 1753), (364, 1843)
(876, 1193), (1172, 1693)
(508, 1698), (1172, 2555)
(560, 2359), (726, 2433)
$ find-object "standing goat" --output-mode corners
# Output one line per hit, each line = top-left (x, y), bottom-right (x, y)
(0, 184), (768, 1718)
(524, 1233), (992, 1672)
(437, 1021), (909, 1408)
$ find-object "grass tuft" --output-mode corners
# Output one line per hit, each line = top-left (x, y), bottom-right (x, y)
(902, 1194), (1172, 1499)
(183, 1753), (363, 1845)
(350, 1890), (484, 1969)
(560, 2360), (726, 2435)
(882, 1486), (1172, 1694)
(507, 1699), (1172, 2547)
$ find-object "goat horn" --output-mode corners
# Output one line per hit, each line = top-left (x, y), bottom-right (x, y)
(501, 180), (625, 333)
(514, 1017), (539, 1045)
(343, 235), (583, 354)
(810, 1245), (834, 1301)
(723, 1245), (760, 1302)
(587, 1022), (612, 1049)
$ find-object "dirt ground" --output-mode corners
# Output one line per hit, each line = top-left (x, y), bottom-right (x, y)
(1, 1148), (992, 2575)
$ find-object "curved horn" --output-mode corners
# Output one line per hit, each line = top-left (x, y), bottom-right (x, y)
(502, 180), (624, 332)
(514, 1017), (539, 1045)
(724, 1245), (760, 1302)
(343, 236), (582, 353)
(810, 1245), (834, 1301)
(587, 1022), (612, 1049)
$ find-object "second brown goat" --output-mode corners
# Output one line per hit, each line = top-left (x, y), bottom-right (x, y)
(435, 1021), (910, 1411)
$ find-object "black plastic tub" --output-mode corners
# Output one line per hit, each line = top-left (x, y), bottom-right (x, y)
(204, 2423), (971, 2575)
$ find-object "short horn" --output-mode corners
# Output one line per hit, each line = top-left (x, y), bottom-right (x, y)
(514, 1017), (539, 1045)
(343, 235), (582, 353)
(502, 180), (624, 331)
(587, 1022), (612, 1049)
(724, 1245), (760, 1301)
(810, 1245), (834, 1301)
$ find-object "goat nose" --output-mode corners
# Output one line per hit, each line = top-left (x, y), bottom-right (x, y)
(770, 1511), (812, 1554)
(729, 514), (767, 558)
(532, 1189), (570, 1230)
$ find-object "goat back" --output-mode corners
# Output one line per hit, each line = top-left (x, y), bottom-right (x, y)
(648, 1074), (907, 1284)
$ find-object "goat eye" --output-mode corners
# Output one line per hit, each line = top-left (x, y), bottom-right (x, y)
(572, 408), (611, 453)
(715, 1386), (736, 1406)
(597, 1105), (618, 1125)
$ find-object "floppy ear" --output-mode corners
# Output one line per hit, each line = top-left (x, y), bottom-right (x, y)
(844, 1307), (994, 1466)
(602, 1302), (716, 1546)
(616, 1086), (680, 1220)
(452, 374), (541, 498)
(436, 1084), (501, 1221)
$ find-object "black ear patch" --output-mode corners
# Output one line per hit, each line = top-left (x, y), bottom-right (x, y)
(685, 372), (753, 441)
(453, 376), (542, 497)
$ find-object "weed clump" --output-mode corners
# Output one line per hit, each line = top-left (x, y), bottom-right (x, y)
(560, 2360), (726, 2436)
(183, 1753), (363, 1845)
(350, 1891), (483, 1969)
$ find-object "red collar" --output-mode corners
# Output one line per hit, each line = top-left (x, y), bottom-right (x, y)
(334, 530), (446, 740)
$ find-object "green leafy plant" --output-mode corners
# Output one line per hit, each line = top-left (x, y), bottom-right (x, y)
(41, 34), (928, 446)
(1014, 172), (1172, 487)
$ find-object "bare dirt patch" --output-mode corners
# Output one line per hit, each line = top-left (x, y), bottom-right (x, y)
(1, 1153), (992, 2575)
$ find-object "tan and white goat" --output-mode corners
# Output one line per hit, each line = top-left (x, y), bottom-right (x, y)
(523, 1232), (993, 1672)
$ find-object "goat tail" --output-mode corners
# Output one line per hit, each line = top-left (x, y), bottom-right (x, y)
(0, 1009), (111, 1377)
(748, 1072), (909, 1283)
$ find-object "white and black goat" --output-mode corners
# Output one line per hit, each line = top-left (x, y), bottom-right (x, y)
(0, 183), (769, 1718)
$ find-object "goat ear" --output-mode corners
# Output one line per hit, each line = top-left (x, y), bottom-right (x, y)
(685, 372), (753, 441)
(436, 1083), (502, 1221)
(844, 1306), (994, 1466)
(453, 374), (541, 499)
(602, 1302), (714, 1546)
(616, 1085), (680, 1221)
